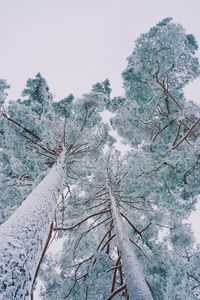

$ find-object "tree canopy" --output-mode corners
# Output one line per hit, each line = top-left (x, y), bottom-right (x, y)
(0, 18), (200, 300)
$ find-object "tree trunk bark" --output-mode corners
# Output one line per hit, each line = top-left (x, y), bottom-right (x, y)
(107, 185), (153, 300)
(0, 150), (65, 300)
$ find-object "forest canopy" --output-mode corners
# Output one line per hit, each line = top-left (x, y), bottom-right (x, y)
(0, 18), (200, 300)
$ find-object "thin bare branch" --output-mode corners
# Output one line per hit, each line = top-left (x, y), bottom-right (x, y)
(2, 112), (42, 141)
(84, 200), (109, 212)
(152, 119), (176, 142)
(172, 117), (200, 149)
(55, 209), (110, 230)
(120, 213), (141, 236)
(110, 256), (121, 293)
(107, 283), (126, 300)
(81, 216), (111, 239)
(140, 222), (152, 234)
(97, 223), (114, 251)
(101, 234), (116, 251)
(129, 238), (149, 260)
(31, 223), (53, 296)
(172, 123), (181, 147)
(155, 69), (183, 111)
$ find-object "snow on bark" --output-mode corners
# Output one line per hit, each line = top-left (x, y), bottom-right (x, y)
(107, 185), (153, 300)
(0, 151), (65, 300)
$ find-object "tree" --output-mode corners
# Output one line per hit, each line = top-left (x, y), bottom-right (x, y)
(0, 76), (111, 299)
(0, 74), (58, 225)
(0, 150), (65, 299)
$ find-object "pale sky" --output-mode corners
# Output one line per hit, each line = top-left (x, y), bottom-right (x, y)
(0, 0), (200, 102)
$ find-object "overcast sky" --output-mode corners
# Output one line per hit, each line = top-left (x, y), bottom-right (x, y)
(0, 0), (200, 103)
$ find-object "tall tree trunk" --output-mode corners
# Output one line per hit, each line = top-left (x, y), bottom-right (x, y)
(0, 150), (65, 300)
(107, 185), (153, 300)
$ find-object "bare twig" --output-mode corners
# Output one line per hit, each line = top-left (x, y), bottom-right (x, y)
(2, 112), (42, 141)
(110, 256), (121, 293)
(97, 223), (114, 251)
(152, 119), (176, 142)
(172, 117), (200, 149)
(107, 283), (126, 300)
(55, 209), (110, 230)
(101, 234), (116, 251)
(31, 223), (53, 296)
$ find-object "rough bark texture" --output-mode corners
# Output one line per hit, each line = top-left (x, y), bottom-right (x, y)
(0, 151), (65, 300)
(107, 185), (153, 300)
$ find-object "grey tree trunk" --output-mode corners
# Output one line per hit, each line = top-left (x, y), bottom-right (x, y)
(0, 151), (65, 300)
(107, 185), (153, 300)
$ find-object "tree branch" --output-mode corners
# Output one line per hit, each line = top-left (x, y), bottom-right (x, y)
(2, 112), (42, 141)
(172, 117), (200, 149)
(55, 209), (110, 230)
(107, 283), (126, 300)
